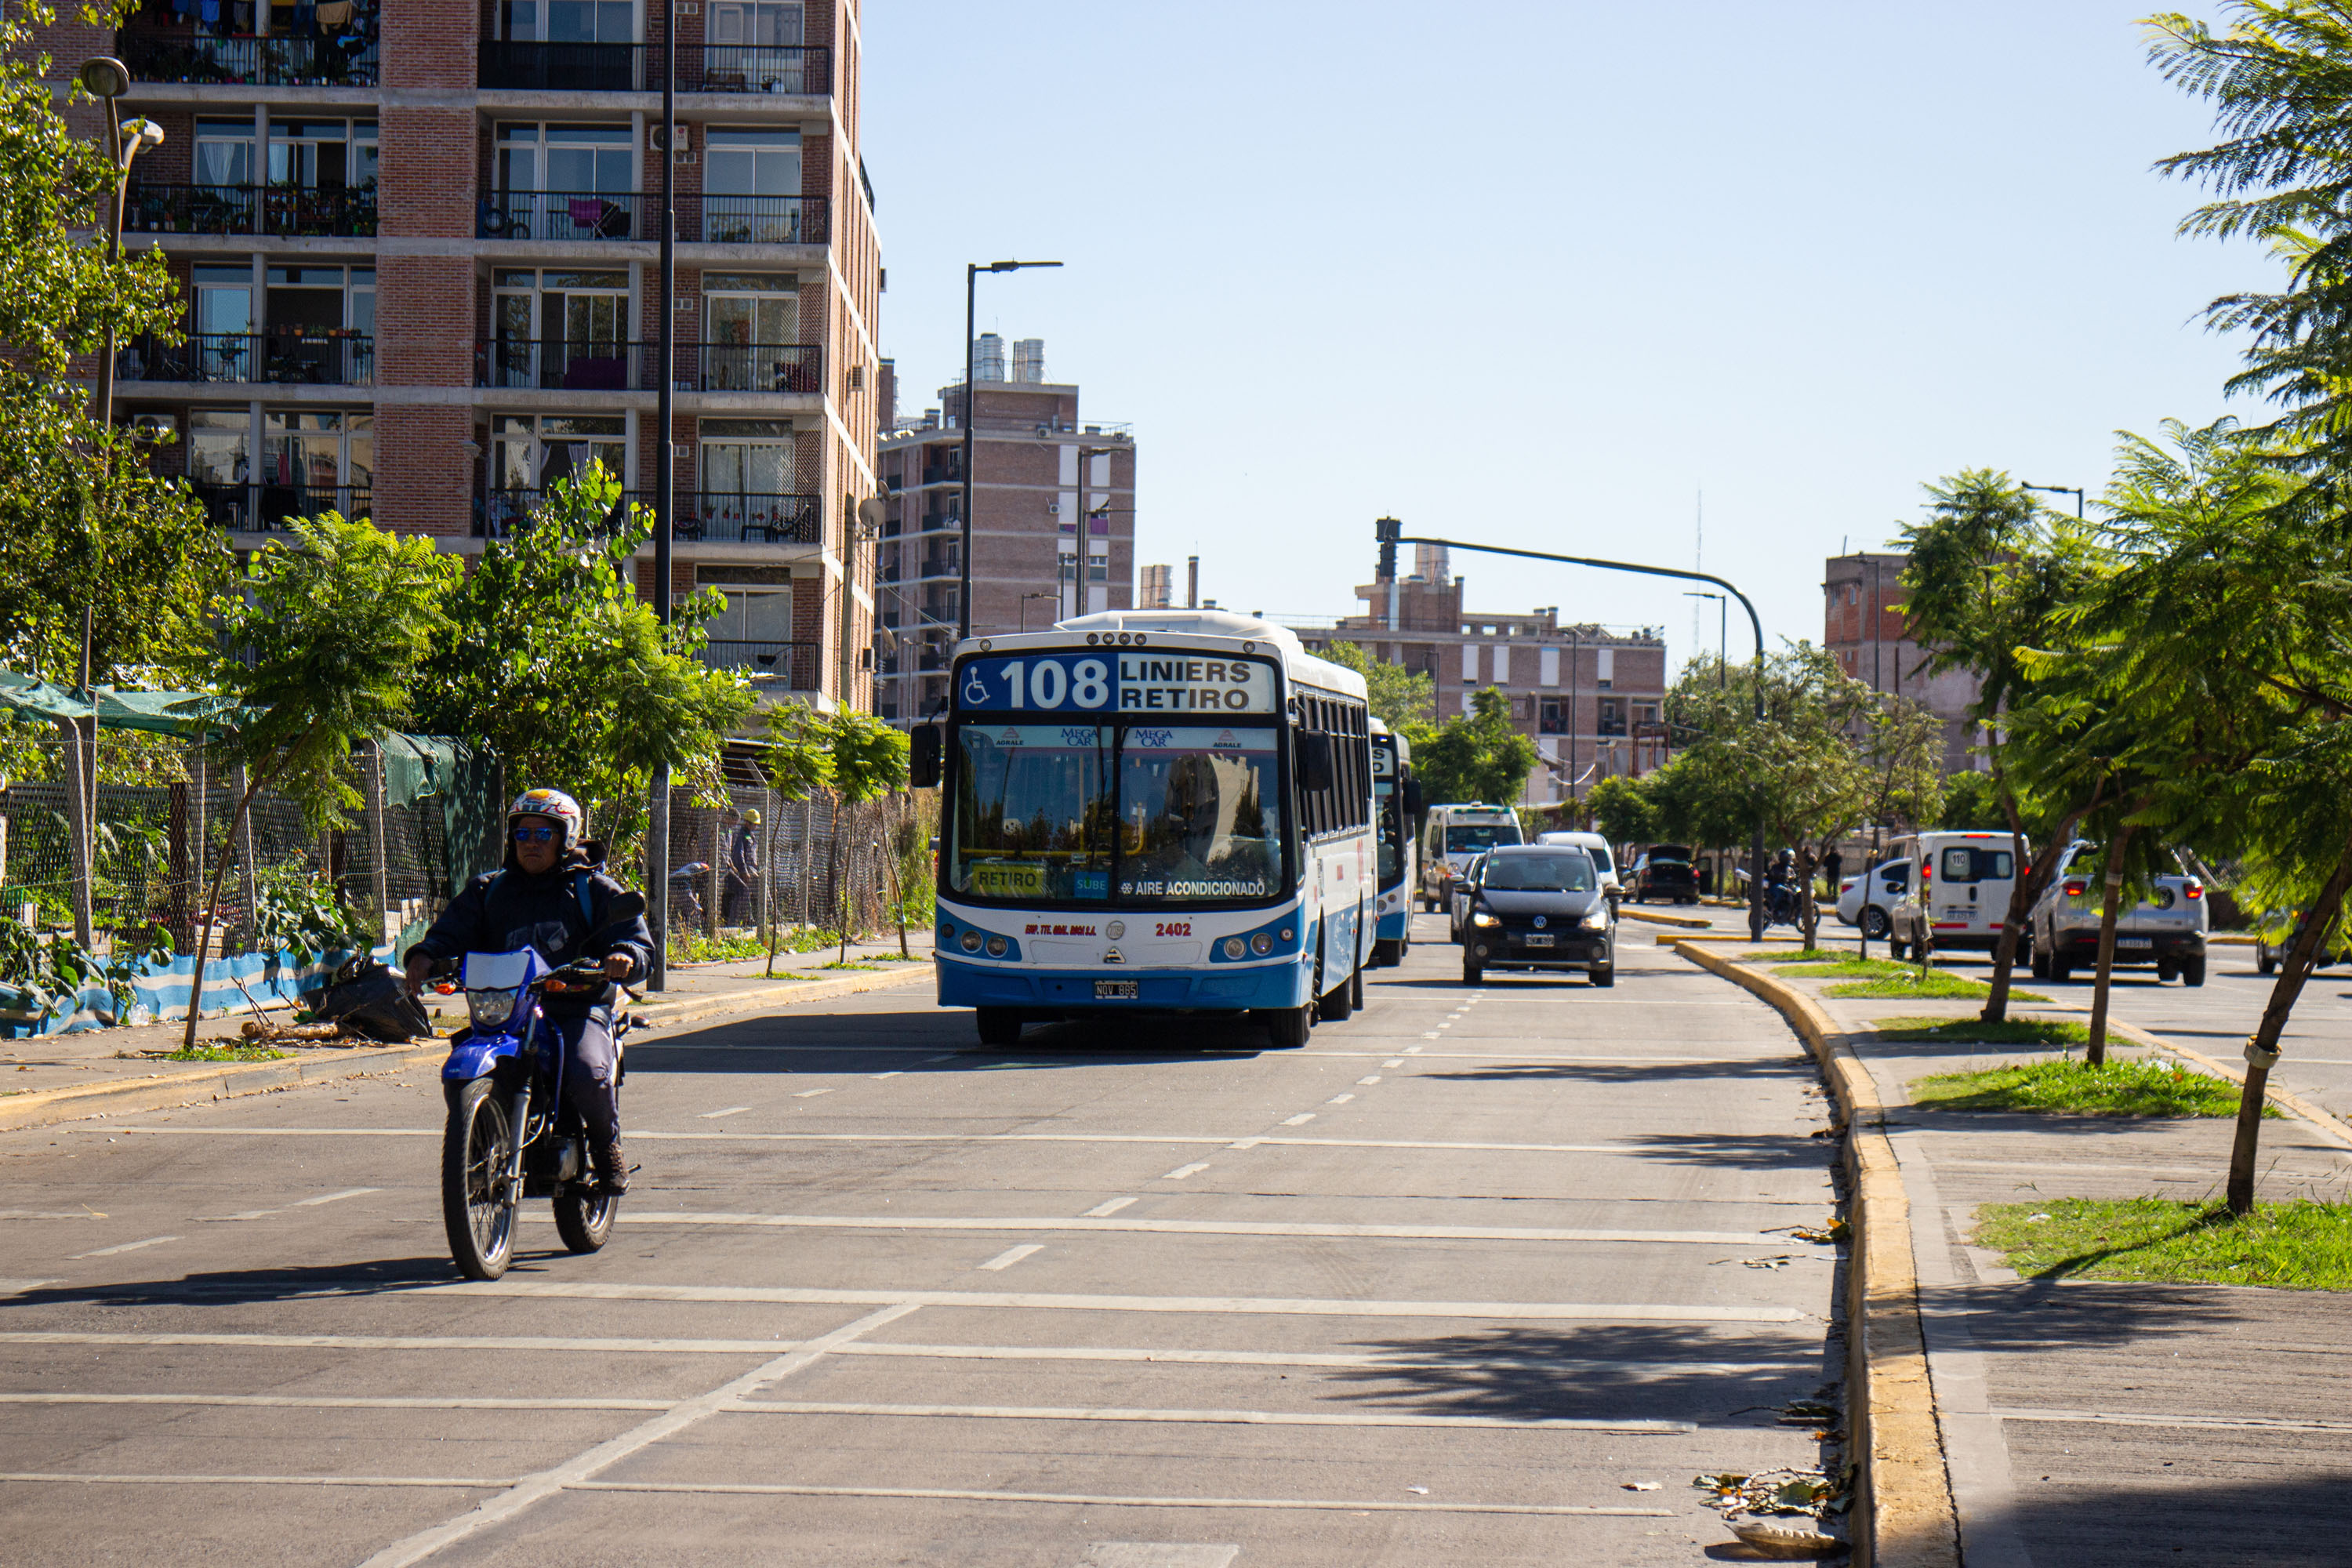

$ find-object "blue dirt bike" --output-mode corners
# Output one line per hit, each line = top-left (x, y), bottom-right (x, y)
(431, 893), (642, 1281)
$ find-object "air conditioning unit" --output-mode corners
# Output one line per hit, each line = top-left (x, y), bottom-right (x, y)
(1045, 501), (1058, 514)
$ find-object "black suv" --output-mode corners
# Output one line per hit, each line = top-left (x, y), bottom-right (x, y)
(1630, 844), (1698, 904)
(1459, 845), (1616, 987)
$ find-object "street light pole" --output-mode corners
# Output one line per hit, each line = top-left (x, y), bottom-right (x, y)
(1379, 524), (1775, 942)
(648, 5), (677, 991)
(958, 260), (1061, 641)
(1683, 590), (1726, 689)
(2020, 482), (2085, 519)
(1018, 591), (1053, 631)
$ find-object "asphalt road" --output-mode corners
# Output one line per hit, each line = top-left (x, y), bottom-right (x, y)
(0, 916), (1843, 1566)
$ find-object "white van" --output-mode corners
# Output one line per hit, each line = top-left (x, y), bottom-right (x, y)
(1420, 804), (1523, 912)
(1888, 831), (2029, 956)
(1537, 830), (1622, 898)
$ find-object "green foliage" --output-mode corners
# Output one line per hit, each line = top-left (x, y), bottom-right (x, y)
(1911, 1057), (2257, 1117)
(1936, 769), (2010, 831)
(245, 859), (371, 968)
(668, 930), (772, 964)
(1975, 1196), (2352, 1289)
(1583, 774), (1657, 845)
(412, 468), (755, 843)
(1870, 1014), (2091, 1047)
(824, 708), (910, 803)
(164, 1043), (289, 1062)
(1410, 688), (1537, 808)
(1316, 638), (1435, 728)
(0, 916), (167, 1023)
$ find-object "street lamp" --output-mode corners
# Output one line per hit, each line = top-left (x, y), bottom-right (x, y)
(76, 58), (163, 435)
(1018, 590), (1054, 631)
(959, 260), (1061, 640)
(645, 5), (679, 992)
(2020, 482), (2085, 519)
(1683, 590), (1726, 689)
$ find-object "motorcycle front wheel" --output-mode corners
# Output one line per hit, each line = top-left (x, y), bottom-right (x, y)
(442, 1076), (517, 1281)
(554, 1185), (618, 1254)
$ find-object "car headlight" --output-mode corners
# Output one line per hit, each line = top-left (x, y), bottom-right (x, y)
(1581, 909), (1610, 930)
(1471, 911), (1500, 928)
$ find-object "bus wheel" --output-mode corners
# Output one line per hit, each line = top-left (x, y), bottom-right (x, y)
(1265, 1004), (1312, 1049)
(1317, 978), (1353, 1022)
(1349, 963), (1365, 1010)
(975, 1008), (1022, 1047)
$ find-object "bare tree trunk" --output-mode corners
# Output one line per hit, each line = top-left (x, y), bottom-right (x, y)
(1796, 845), (1820, 949)
(2226, 832), (2352, 1215)
(1980, 812), (2089, 1025)
(181, 771), (267, 1051)
(833, 792), (848, 967)
(2085, 823), (2136, 1068)
(54, 717), (93, 947)
(882, 793), (909, 959)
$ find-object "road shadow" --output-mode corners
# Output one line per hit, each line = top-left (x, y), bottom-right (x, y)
(1603, 1130), (1841, 1172)
(3, 1254), (488, 1309)
(628, 1006), (1272, 1072)
(1979, 1473), (2349, 1566)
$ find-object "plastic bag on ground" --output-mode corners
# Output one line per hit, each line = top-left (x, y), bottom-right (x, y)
(313, 962), (433, 1043)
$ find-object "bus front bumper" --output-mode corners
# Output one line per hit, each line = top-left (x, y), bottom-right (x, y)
(935, 953), (1312, 1013)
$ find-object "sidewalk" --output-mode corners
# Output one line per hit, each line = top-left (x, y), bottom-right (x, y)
(0, 927), (935, 1130)
(1700, 943), (2352, 1566)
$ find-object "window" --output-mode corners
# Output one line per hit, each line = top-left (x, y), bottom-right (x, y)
(501, 0), (634, 41)
(498, 122), (631, 195)
(704, 128), (805, 241)
(1937, 846), (2013, 883)
(194, 119), (252, 187)
(260, 410), (371, 524)
(488, 268), (630, 387)
(710, 0), (803, 45)
(270, 119), (376, 189)
(702, 273), (803, 390)
(1598, 699), (1624, 736)
(699, 417), (796, 496)
(696, 564), (795, 666)
(188, 408), (249, 487)
(488, 413), (625, 521)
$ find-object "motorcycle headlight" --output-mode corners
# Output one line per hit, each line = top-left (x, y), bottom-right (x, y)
(1471, 910), (1500, 928)
(467, 986), (521, 1030)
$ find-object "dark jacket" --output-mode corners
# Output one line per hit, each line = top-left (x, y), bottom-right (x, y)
(405, 842), (652, 1015)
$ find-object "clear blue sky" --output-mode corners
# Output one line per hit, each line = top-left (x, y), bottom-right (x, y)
(862, 2), (2253, 670)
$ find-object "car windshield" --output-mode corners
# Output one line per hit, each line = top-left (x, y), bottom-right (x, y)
(948, 722), (1283, 905)
(1482, 851), (1595, 892)
(1446, 823), (1517, 853)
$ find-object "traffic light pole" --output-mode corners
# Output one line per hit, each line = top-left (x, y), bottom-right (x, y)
(1376, 521), (1771, 942)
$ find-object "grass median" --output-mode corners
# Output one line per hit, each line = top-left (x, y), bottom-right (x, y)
(1769, 956), (2048, 1003)
(1872, 1015), (2089, 1047)
(1911, 1056), (2264, 1117)
(1977, 1196), (2352, 1290)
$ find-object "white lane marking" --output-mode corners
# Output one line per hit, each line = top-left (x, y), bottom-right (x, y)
(976, 1244), (1043, 1272)
(1992, 1407), (2352, 1434)
(0, 1280), (60, 1297)
(553, 1213), (1785, 1245)
(1357, 1076), (1382, 1085)
(792, 1087), (835, 1099)
(1327, 1094), (1355, 1105)
(1224, 1138), (1264, 1150)
(1081, 1546), (1237, 1568)
(0, 1472), (514, 1490)
(0, 1392), (674, 1412)
(96, 1128), (1686, 1157)
(1421, 1033), (1439, 1040)
(1438, 1022), (1454, 1029)
(871, 1071), (903, 1080)
(354, 1301), (920, 1568)
(1278, 1114), (1315, 1127)
(203, 1188), (379, 1221)
(1160, 1163), (1210, 1181)
(71, 1236), (179, 1260)
(0, 1330), (807, 1354)
(411, 1281), (1804, 1323)
(724, 1398), (1693, 1433)
(0, 1211), (107, 1221)
(1404, 1046), (1425, 1054)
(572, 1479), (1675, 1517)
(698, 1106), (752, 1120)
(1381, 1059), (1403, 1068)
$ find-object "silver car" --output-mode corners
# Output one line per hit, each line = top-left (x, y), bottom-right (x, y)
(1835, 857), (1908, 941)
(2027, 841), (2209, 985)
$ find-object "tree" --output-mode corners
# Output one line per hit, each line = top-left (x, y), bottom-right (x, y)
(1584, 774), (1657, 847)
(1938, 769), (2009, 831)
(184, 515), (456, 1047)
(821, 710), (909, 964)
(1317, 639), (1434, 729)
(1410, 688), (1537, 808)
(411, 468), (754, 856)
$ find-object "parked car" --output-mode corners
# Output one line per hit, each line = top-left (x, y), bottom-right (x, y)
(1628, 844), (1699, 904)
(1537, 830), (1623, 898)
(1836, 857), (1909, 941)
(1888, 831), (2027, 958)
(1457, 844), (1616, 987)
(1420, 803), (1523, 913)
(2027, 841), (2209, 985)
(1447, 852), (1490, 942)
(2256, 908), (2343, 975)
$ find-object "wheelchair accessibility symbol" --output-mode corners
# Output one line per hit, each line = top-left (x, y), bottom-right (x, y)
(963, 670), (993, 706)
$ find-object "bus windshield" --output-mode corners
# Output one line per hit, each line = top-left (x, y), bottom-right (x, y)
(949, 722), (1285, 906)
(1446, 823), (1516, 854)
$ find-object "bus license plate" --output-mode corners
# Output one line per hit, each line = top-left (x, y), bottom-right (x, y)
(1523, 933), (1555, 948)
(1094, 980), (1138, 999)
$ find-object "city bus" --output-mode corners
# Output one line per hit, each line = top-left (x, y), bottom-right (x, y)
(1370, 718), (1421, 967)
(913, 609), (1375, 1050)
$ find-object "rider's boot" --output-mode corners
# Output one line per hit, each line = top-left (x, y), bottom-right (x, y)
(593, 1138), (631, 1195)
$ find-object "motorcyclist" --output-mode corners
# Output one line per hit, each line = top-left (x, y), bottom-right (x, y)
(401, 788), (650, 1193)
(1766, 849), (1797, 924)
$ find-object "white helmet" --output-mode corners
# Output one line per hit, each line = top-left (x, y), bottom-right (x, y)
(508, 787), (585, 850)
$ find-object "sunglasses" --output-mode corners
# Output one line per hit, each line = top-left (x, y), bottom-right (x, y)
(511, 826), (558, 845)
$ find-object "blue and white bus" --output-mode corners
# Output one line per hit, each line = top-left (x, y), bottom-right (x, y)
(914, 610), (1375, 1050)
(1369, 718), (1420, 967)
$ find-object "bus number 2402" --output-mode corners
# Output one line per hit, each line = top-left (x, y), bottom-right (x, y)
(1156, 922), (1192, 937)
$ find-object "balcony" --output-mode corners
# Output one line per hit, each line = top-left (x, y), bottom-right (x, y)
(477, 487), (655, 538)
(684, 195), (823, 245)
(475, 338), (651, 391)
(123, 182), (375, 238)
(191, 481), (372, 530)
(474, 42), (829, 95)
(679, 343), (820, 394)
(118, 27), (379, 87)
(703, 640), (818, 686)
(122, 330), (373, 386)
(479, 191), (637, 242)
(679, 492), (819, 544)
(913, 554), (961, 581)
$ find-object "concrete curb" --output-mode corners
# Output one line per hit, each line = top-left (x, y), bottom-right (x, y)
(1617, 907), (1715, 931)
(2098, 1017), (2352, 1152)
(0, 964), (935, 1136)
(1674, 940), (1961, 1568)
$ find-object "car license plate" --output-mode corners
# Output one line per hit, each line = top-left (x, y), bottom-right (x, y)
(1523, 933), (1555, 948)
(2117, 938), (2152, 950)
(1094, 980), (1138, 1000)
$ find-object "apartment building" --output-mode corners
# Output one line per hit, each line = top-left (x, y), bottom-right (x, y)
(1824, 550), (1982, 772)
(1297, 546), (1670, 808)
(873, 337), (1135, 721)
(45, 0), (880, 710)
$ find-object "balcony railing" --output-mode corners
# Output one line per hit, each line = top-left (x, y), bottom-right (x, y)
(475, 337), (650, 391)
(122, 331), (373, 385)
(479, 190), (637, 241)
(686, 195), (822, 245)
(190, 481), (372, 530)
(477, 487), (655, 539)
(702, 640), (818, 686)
(118, 27), (380, 87)
(474, 41), (830, 95)
(680, 343), (820, 394)
(678, 492), (819, 544)
(122, 183), (375, 237)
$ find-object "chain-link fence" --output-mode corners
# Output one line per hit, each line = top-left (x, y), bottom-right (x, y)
(657, 782), (933, 943)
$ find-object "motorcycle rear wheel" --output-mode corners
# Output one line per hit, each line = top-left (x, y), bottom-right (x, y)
(442, 1077), (517, 1282)
(553, 1185), (617, 1254)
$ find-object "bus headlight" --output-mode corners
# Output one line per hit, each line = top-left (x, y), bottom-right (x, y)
(985, 935), (1008, 956)
(1250, 933), (1272, 955)
(1223, 937), (1246, 959)
(960, 930), (983, 953)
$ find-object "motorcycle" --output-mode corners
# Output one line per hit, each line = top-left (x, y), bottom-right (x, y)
(1766, 880), (1801, 928)
(430, 891), (643, 1282)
